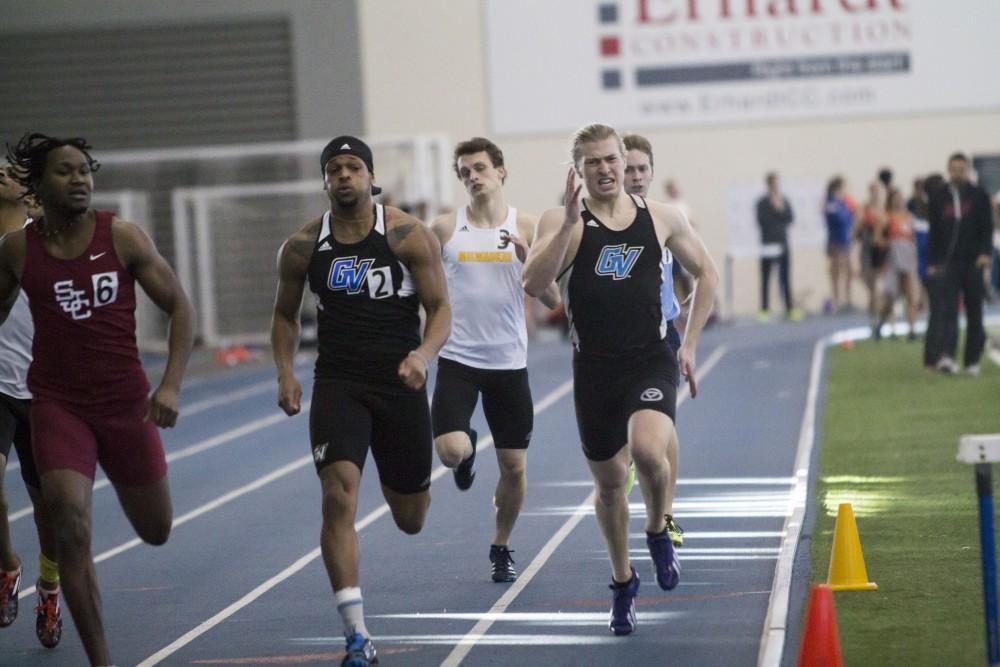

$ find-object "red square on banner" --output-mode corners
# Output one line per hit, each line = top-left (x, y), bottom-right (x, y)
(600, 36), (620, 57)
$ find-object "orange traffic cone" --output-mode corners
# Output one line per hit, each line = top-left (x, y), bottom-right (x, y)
(827, 502), (878, 591)
(797, 584), (842, 667)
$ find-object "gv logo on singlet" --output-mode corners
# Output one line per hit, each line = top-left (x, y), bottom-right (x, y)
(595, 244), (643, 280)
(327, 256), (374, 294)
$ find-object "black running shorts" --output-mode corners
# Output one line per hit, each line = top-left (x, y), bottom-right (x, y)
(309, 380), (432, 494)
(573, 341), (679, 462)
(431, 358), (533, 450)
(0, 391), (40, 488)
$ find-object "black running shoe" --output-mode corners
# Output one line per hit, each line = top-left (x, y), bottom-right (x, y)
(453, 429), (477, 491)
(489, 544), (517, 583)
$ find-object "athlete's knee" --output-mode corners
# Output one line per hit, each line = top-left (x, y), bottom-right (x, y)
(49, 501), (91, 552)
(435, 433), (468, 468)
(631, 430), (670, 470)
(321, 482), (358, 526)
(390, 494), (429, 535)
(392, 506), (426, 535)
(594, 473), (627, 505)
(394, 513), (424, 535)
(136, 516), (171, 546)
(632, 446), (667, 475)
(498, 459), (526, 482)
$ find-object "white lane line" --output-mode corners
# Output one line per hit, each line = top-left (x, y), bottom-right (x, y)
(297, 633), (625, 646)
(371, 611), (681, 623)
(137, 501), (392, 667)
(138, 545), (320, 667)
(5, 365), (310, 475)
(613, 548), (781, 561)
(440, 345), (728, 666)
(756, 336), (825, 667)
(629, 530), (786, 540)
(541, 476), (797, 488)
(440, 489), (596, 667)
(181, 379), (277, 417)
(7, 363), (302, 474)
(136, 378), (576, 666)
(8, 403), (312, 523)
(19, 456), (314, 601)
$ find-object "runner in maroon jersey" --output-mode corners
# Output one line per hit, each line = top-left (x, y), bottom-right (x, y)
(0, 134), (194, 667)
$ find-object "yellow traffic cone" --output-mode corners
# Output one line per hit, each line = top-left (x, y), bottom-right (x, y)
(827, 502), (878, 591)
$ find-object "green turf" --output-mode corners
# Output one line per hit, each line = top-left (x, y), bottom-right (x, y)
(810, 337), (1000, 666)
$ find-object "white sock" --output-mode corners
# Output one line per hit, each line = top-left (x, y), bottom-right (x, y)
(334, 586), (369, 637)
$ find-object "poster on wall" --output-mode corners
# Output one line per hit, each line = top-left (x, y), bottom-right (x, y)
(484, 0), (1000, 134)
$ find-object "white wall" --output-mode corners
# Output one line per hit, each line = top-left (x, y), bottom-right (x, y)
(359, 0), (1000, 315)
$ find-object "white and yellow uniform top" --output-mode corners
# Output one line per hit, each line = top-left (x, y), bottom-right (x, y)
(0, 220), (33, 399)
(439, 206), (527, 370)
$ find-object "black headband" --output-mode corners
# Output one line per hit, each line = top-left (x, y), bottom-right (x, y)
(320, 135), (381, 195)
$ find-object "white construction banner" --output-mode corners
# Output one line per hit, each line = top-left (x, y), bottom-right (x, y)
(484, 0), (1000, 134)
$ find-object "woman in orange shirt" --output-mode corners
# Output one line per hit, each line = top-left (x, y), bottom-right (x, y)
(874, 188), (918, 340)
(856, 181), (887, 324)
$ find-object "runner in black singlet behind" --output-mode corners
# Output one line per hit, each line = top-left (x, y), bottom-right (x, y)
(271, 136), (450, 667)
(523, 123), (718, 637)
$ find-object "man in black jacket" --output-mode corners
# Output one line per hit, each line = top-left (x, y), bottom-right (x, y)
(925, 153), (994, 375)
(756, 172), (802, 321)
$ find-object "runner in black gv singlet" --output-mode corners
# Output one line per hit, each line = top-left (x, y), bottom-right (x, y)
(306, 205), (432, 494)
(271, 135), (451, 667)
(524, 125), (718, 638)
(560, 194), (679, 462)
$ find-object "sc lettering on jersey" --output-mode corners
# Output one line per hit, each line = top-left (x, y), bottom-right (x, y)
(53, 271), (121, 320)
(327, 256), (395, 299)
(595, 244), (644, 280)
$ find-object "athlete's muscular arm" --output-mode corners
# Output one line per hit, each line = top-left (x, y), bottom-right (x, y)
(386, 210), (451, 391)
(516, 213), (560, 309)
(0, 230), (25, 326)
(113, 220), (195, 428)
(428, 212), (456, 250)
(650, 201), (719, 398)
(271, 221), (317, 416)
(523, 168), (583, 297)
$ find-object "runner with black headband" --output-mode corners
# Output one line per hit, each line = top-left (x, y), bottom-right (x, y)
(270, 136), (451, 667)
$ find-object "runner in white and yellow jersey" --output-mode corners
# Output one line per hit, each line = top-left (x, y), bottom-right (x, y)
(429, 137), (559, 583)
(0, 164), (61, 648)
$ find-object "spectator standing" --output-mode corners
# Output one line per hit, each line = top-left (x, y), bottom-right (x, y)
(756, 172), (802, 321)
(925, 153), (993, 375)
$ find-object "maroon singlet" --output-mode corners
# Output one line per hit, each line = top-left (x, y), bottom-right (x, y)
(20, 211), (149, 410)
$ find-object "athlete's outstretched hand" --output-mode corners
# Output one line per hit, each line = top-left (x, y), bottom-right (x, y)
(678, 345), (698, 398)
(278, 374), (302, 416)
(563, 168), (582, 227)
(148, 385), (179, 428)
(398, 351), (428, 391)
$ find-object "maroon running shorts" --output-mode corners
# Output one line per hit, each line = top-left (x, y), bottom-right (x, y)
(30, 397), (167, 486)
